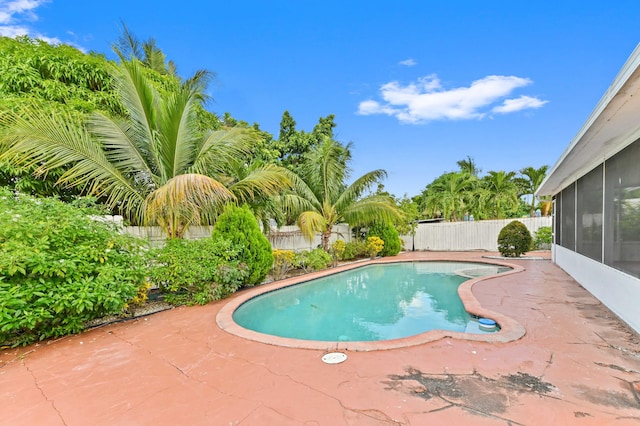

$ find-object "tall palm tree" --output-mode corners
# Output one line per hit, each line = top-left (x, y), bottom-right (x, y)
(280, 138), (400, 251)
(423, 172), (475, 221)
(0, 59), (290, 238)
(481, 171), (520, 219)
(113, 22), (178, 76)
(515, 165), (549, 217)
(456, 155), (482, 177)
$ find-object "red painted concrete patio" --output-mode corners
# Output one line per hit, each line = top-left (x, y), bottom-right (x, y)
(2, 251), (640, 425)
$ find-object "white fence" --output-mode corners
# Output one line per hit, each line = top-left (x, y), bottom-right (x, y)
(268, 224), (353, 251)
(118, 217), (551, 252)
(403, 217), (552, 252)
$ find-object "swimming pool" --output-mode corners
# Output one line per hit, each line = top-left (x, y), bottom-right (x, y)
(231, 261), (511, 343)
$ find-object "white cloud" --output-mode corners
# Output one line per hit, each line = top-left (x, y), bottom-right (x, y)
(492, 95), (548, 113)
(399, 58), (416, 67)
(357, 74), (547, 123)
(0, 0), (62, 44)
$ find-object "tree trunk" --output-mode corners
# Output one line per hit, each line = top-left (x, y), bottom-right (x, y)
(322, 226), (332, 252)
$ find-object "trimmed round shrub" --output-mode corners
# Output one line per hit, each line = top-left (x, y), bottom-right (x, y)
(497, 220), (533, 257)
(367, 222), (402, 256)
(0, 190), (147, 346)
(211, 204), (273, 286)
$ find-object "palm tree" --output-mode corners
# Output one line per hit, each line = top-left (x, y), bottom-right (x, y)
(456, 155), (482, 177)
(0, 59), (290, 238)
(423, 172), (475, 221)
(515, 165), (549, 217)
(280, 138), (400, 251)
(113, 22), (178, 76)
(481, 171), (520, 219)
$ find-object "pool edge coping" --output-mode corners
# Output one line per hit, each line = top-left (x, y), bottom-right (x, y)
(215, 255), (526, 352)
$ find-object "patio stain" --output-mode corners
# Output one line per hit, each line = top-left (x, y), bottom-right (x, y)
(572, 383), (640, 410)
(384, 367), (557, 423)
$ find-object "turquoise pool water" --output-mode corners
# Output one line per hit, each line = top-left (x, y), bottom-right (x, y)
(232, 261), (510, 342)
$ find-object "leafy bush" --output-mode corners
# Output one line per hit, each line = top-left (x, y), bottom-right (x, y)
(367, 222), (402, 256)
(211, 204), (273, 286)
(0, 190), (147, 346)
(271, 249), (295, 280)
(366, 236), (385, 258)
(342, 240), (368, 260)
(148, 238), (248, 305)
(330, 240), (346, 266)
(497, 220), (533, 257)
(294, 249), (332, 273)
(533, 226), (553, 250)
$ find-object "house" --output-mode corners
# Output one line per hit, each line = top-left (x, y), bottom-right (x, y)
(537, 43), (640, 333)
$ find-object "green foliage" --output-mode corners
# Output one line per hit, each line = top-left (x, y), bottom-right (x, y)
(330, 240), (346, 265)
(275, 111), (338, 173)
(281, 137), (400, 251)
(366, 236), (385, 258)
(497, 220), (533, 257)
(0, 189), (147, 346)
(211, 204), (273, 285)
(533, 226), (553, 249)
(0, 36), (123, 119)
(294, 248), (332, 272)
(147, 238), (248, 305)
(271, 249), (295, 280)
(367, 222), (402, 256)
(342, 241), (368, 260)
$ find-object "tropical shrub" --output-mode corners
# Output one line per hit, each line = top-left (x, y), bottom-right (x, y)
(367, 222), (402, 256)
(294, 249), (332, 273)
(330, 240), (346, 266)
(497, 220), (533, 257)
(342, 240), (368, 260)
(366, 236), (385, 259)
(533, 226), (553, 250)
(0, 190), (147, 346)
(271, 249), (295, 280)
(211, 204), (273, 286)
(147, 238), (247, 305)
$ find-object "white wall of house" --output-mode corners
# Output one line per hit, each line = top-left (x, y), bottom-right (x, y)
(554, 245), (640, 333)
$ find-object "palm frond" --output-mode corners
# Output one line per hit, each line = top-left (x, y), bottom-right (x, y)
(227, 163), (292, 203)
(191, 127), (253, 174)
(156, 83), (201, 180)
(341, 195), (401, 227)
(144, 173), (235, 234)
(88, 112), (157, 182)
(0, 108), (147, 221)
(111, 60), (163, 177)
(297, 210), (327, 241)
(334, 169), (387, 212)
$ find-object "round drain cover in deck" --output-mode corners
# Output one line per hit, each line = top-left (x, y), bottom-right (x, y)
(322, 352), (347, 364)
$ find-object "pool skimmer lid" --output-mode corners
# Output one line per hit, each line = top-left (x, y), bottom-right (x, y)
(322, 352), (347, 364)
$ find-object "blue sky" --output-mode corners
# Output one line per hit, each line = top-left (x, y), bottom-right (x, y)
(2, 1), (639, 198)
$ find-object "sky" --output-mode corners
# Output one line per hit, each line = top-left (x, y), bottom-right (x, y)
(2, 1), (640, 198)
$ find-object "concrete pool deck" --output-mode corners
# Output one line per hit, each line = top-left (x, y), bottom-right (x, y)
(2, 251), (640, 425)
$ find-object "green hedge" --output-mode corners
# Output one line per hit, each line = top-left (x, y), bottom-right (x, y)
(0, 190), (147, 346)
(148, 238), (248, 305)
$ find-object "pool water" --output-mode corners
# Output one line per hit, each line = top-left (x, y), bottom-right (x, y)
(232, 262), (510, 342)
